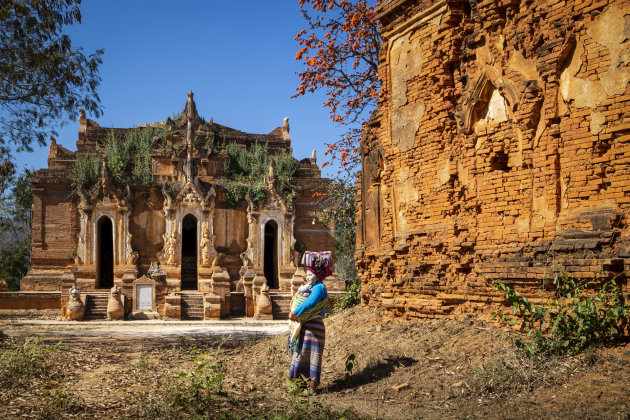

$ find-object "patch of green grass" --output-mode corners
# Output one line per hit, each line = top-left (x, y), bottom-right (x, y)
(0, 336), (64, 389)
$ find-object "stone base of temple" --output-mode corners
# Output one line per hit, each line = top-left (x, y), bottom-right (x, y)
(20, 269), (65, 291)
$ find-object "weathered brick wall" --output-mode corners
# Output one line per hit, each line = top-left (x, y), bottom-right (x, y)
(357, 0), (630, 319)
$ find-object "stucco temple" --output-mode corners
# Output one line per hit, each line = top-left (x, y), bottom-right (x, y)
(21, 92), (339, 320)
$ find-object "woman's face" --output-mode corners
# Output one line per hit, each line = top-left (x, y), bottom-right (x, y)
(306, 270), (317, 284)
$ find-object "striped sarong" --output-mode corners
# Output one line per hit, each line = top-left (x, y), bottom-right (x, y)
(289, 316), (325, 384)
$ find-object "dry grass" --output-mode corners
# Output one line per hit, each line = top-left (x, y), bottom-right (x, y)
(1, 306), (629, 419)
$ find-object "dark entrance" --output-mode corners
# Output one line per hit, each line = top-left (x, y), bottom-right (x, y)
(97, 217), (114, 289)
(181, 214), (198, 290)
(264, 221), (278, 289)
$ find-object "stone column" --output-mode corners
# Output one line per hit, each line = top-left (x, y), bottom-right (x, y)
(211, 267), (231, 317)
(121, 270), (136, 316)
(243, 269), (255, 317)
(252, 272), (267, 317)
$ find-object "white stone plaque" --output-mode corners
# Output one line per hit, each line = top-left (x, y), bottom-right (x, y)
(136, 284), (153, 310)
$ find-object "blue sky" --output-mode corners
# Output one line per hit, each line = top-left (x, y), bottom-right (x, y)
(14, 0), (345, 178)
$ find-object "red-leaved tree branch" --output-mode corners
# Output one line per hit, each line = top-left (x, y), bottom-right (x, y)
(294, 0), (380, 173)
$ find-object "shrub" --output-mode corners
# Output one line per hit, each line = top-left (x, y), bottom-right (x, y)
(70, 153), (100, 197)
(171, 352), (227, 416)
(102, 127), (165, 188)
(218, 141), (297, 207)
(491, 272), (629, 357)
(334, 277), (362, 313)
(0, 336), (63, 389)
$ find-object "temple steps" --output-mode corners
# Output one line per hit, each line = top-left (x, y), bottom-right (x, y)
(180, 292), (204, 320)
(270, 292), (292, 319)
(84, 292), (109, 320)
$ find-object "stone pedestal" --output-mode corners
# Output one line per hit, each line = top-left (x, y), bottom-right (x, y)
(164, 294), (181, 320)
(211, 267), (231, 317)
(204, 292), (221, 319)
(290, 267), (306, 296)
(198, 267), (213, 293)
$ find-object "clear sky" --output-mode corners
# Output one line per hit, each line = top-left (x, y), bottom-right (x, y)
(14, 0), (345, 178)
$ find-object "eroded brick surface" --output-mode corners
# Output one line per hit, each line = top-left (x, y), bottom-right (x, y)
(357, 0), (630, 319)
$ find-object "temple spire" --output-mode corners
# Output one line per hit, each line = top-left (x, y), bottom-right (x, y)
(184, 91), (194, 181)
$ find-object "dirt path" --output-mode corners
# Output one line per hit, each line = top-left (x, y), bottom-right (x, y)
(2, 319), (287, 341)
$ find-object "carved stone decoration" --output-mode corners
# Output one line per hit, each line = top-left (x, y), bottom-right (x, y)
(65, 285), (85, 321)
(289, 213), (297, 267)
(240, 193), (255, 268)
(254, 283), (273, 320)
(76, 208), (88, 264)
(159, 183), (178, 266)
(107, 285), (125, 320)
(75, 187), (92, 265)
(200, 218), (217, 267)
(147, 262), (167, 283)
(455, 65), (520, 134)
(163, 232), (179, 266)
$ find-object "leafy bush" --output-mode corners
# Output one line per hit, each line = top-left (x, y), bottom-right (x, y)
(218, 141), (297, 207)
(491, 272), (629, 357)
(171, 352), (227, 416)
(70, 153), (100, 197)
(0, 239), (30, 290)
(334, 277), (362, 313)
(102, 127), (165, 188)
(0, 336), (63, 389)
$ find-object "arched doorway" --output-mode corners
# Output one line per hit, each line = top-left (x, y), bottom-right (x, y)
(97, 217), (114, 289)
(264, 221), (278, 289)
(181, 214), (198, 290)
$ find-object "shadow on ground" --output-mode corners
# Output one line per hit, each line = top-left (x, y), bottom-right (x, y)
(322, 356), (417, 393)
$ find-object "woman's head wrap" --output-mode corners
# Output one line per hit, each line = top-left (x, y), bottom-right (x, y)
(301, 251), (332, 281)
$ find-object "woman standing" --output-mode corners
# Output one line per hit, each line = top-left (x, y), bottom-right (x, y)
(288, 251), (331, 393)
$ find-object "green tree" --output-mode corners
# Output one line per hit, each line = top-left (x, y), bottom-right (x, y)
(317, 180), (357, 282)
(0, 161), (32, 290)
(0, 0), (103, 160)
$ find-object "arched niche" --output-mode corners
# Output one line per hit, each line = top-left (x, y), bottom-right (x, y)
(181, 213), (198, 290)
(97, 216), (114, 289)
(263, 220), (278, 289)
(456, 66), (520, 134)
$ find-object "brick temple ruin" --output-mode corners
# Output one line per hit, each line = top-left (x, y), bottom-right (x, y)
(357, 0), (630, 318)
(18, 92), (342, 320)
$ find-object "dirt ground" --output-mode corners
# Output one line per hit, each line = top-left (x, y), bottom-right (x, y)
(1, 307), (629, 419)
